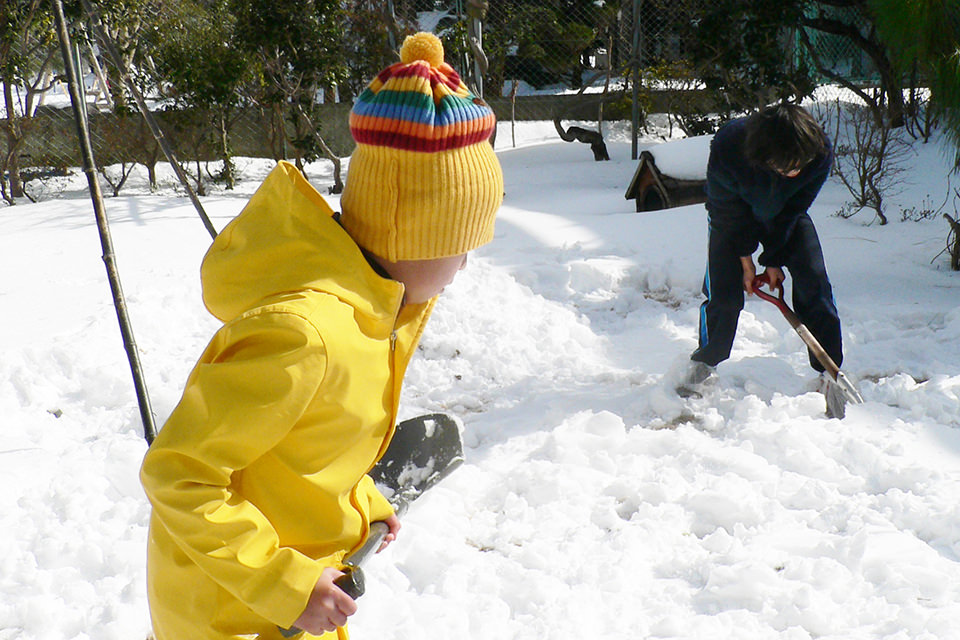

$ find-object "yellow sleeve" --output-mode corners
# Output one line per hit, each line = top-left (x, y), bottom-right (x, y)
(140, 308), (329, 627)
(357, 474), (395, 523)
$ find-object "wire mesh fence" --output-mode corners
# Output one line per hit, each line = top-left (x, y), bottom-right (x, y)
(0, 0), (888, 205)
(797, 3), (877, 85)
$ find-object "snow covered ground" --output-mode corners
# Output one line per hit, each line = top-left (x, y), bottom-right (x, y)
(1, 112), (959, 640)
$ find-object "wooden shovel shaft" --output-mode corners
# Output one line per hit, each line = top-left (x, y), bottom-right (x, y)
(752, 277), (841, 381)
(792, 321), (841, 380)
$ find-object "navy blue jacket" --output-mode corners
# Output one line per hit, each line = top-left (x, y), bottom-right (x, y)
(705, 117), (833, 266)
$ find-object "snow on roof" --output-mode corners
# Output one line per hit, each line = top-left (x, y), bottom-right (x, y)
(647, 134), (712, 180)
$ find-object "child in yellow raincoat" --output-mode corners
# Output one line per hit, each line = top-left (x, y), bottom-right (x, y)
(140, 32), (503, 640)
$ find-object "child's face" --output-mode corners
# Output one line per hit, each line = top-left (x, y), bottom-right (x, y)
(776, 166), (804, 178)
(373, 253), (469, 305)
(769, 158), (810, 178)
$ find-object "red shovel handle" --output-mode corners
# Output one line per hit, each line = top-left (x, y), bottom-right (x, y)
(750, 272), (841, 379)
(751, 273), (789, 314)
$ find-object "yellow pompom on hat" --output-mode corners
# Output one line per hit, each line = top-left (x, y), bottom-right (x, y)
(341, 32), (503, 261)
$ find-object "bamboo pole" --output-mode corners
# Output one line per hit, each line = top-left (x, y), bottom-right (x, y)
(51, 0), (157, 444)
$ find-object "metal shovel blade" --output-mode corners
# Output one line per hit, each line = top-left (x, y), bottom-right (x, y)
(835, 370), (864, 405)
(338, 413), (464, 573)
(372, 412), (465, 512)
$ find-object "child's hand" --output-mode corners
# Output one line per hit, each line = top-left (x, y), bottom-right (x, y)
(377, 513), (402, 553)
(740, 256), (757, 293)
(292, 567), (358, 634)
(763, 266), (785, 291)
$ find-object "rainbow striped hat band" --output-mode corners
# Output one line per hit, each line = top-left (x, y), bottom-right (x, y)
(341, 32), (503, 262)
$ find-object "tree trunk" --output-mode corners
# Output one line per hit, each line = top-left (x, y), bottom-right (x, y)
(554, 117), (610, 161)
(801, 8), (905, 127)
(946, 213), (960, 271)
(2, 79), (25, 199)
(295, 104), (343, 194)
(217, 109), (235, 190)
(106, 63), (128, 112)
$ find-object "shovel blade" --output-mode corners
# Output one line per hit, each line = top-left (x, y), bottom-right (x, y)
(372, 413), (464, 512)
(834, 370), (864, 405)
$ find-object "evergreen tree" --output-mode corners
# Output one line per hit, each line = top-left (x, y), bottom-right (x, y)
(149, 0), (249, 189)
(683, 0), (817, 115)
(481, 0), (599, 96)
(869, 0), (960, 166)
(340, 1), (413, 100)
(0, 0), (57, 202)
(231, 0), (347, 178)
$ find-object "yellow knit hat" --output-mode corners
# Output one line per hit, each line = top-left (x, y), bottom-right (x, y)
(340, 32), (504, 261)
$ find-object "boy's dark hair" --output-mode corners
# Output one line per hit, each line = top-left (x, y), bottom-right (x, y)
(744, 103), (829, 172)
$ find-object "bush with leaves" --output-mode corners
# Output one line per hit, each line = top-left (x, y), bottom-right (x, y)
(0, 0), (58, 203)
(869, 0), (960, 167)
(681, 0), (817, 114)
(231, 0), (347, 185)
(644, 59), (724, 137)
(148, 0), (250, 190)
(341, 2), (418, 100)
(481, 0), (601, 97)
(84, 0), (160, 113)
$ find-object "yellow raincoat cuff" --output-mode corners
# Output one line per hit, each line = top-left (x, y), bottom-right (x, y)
(358, 474), (395, 523)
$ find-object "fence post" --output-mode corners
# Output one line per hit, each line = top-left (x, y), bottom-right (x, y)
(51, 0), (158, 445)
(631, 0), (642, 160)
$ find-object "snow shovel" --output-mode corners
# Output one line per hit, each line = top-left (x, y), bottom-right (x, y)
(751, 273), (864, 414)
(280, 413), (464, 637)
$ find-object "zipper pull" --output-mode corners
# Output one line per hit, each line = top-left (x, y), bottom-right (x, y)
(390, 330), (397, 352)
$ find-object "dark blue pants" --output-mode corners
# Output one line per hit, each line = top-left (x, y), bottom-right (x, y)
(691, 214), (843, 371)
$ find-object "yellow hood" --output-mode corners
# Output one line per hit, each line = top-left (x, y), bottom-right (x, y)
(201, 161), (403, 324)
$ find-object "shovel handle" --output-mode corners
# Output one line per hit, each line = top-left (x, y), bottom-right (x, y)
(751, 274), (842, 380)
(333, 565), (365, 600)
(343, 520), (391, 569)
(752, 274), (804, 328)
(751, 273), (787, 309)
(277, 521), (389, 637)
